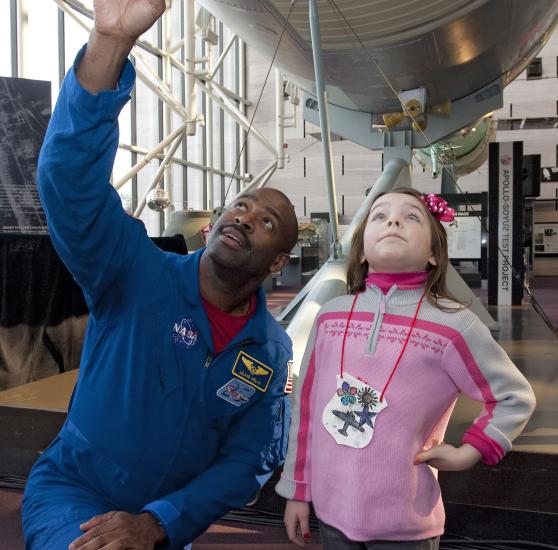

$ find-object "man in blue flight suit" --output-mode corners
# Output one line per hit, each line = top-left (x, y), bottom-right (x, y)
(21, 1), (299, 549)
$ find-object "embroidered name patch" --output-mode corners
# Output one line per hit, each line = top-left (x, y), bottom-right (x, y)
(232, 351), (273, 392)
(172, 316), (199, 349)
(217, 378), (255, 406)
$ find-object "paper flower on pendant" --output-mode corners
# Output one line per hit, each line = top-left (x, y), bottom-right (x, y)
(337, 381), (358, 405)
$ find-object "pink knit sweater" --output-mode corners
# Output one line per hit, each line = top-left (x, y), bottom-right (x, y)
(275, 278), (535, 541)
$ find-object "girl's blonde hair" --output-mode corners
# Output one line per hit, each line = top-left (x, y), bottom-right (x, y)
(346, 187), (466, 311)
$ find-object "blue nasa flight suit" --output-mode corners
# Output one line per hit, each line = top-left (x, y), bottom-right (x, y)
(21, 47), (292, 550)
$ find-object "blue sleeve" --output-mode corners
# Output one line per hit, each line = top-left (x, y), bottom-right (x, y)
(37, 46), (164, 318)
(143, 361), (291, 548)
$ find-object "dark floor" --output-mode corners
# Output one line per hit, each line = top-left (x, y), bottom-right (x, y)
(195, 520), (322, 549)
(472, 276), (558, 327)
(0, 487), (321, 550)
(0, 489), (22, 550)
(2, 277), (557, 549)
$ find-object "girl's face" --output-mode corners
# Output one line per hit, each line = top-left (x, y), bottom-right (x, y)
(362, 193), (437, 273)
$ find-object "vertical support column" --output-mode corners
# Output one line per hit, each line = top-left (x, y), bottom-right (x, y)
(163, 4), (174, 227)
(383, 130), (413, 167)
(441, 167), (459, 194)
(206, 33), (214, 211)
(234, 37), (241, 197)
(10, 0), (18, 77)
(488, 142), (524, 305)
(238, 38), (247, 194)
(180, 0), (189, 209)
(157, 16), (165, 235)
(201, 39), (207, 209)
(275, 69), (285, 169)
(17, 0), (29, 78)
(57, 7), (65, 88)
(308, 0), (341, 258)
(131, 58), (138, 213)
(219, 22), (226, 204)
(184, 0), (197, 136)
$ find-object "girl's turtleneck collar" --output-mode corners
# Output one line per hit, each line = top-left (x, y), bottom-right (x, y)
(365, 271), (427, 294)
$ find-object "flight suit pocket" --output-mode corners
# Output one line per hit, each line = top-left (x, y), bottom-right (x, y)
(154, 351), (180, 395)
(271, 398), (289, 463)
(59, 419), (130, 486)
(148, 304), (181, 396)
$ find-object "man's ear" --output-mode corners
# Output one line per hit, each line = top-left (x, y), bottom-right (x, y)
(270, 252), (291, 274)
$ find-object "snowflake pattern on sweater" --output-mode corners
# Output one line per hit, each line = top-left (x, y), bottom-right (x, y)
(324, 320), (446, 355)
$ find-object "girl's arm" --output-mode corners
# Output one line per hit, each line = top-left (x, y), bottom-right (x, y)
(414, 440), (481, 470)
(275, 319), (320, 501)
(430, 316), (536, 468)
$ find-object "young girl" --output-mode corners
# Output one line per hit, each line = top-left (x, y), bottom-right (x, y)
(275, 187), (536, 549)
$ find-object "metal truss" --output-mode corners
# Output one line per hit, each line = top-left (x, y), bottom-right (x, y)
(51, 0), (293, 228)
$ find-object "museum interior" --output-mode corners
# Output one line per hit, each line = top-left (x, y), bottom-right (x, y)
(1, 1), (558, 549)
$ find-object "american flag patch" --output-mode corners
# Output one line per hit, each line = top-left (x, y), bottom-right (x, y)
(284, 360), (294, 393)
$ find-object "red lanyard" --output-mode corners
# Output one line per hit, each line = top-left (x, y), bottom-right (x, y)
(340, 290), (426, 402)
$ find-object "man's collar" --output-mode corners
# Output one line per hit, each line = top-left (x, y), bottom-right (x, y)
(177, 248), (269, 344)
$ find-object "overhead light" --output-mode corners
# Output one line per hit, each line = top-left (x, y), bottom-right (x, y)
(147, 187), (171, 212)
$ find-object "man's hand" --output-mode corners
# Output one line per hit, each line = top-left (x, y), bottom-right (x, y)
(93, 0), (166, 45)
(77, 0), (166, 94)
(284, 500), (311, 547)
(414, 441), (482, 471)
(68, 511), (166, 550)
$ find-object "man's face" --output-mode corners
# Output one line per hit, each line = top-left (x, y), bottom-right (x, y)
(362, 192), (436, 273)
(205, 188), (293, 276)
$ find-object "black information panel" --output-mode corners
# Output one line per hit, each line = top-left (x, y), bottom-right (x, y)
(0, 76), (51, 234)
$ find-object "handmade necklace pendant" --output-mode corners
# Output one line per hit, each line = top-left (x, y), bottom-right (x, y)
(322, 371), (387, 448)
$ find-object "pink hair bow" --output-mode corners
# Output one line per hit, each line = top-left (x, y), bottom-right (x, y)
(421, 194), (456, 223)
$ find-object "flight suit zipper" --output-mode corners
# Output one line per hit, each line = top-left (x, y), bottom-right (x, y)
(203, 338), (256, 369)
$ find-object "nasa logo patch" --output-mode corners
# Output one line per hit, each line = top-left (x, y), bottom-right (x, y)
(172, 316), (199, 349)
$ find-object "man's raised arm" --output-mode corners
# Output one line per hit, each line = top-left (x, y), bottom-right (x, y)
(37, 0), (167, 316)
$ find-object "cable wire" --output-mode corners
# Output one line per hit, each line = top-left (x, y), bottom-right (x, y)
(220, 0), (298, 207)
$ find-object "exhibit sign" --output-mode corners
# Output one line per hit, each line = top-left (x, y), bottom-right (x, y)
(541, 167), (558, 183)
(446, 212), (482, 260)
(488, 142), (524, 305)
(0, 76), (51, 234)
(534, 224), (558, 255)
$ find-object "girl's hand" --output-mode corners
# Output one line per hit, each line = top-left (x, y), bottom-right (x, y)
(414, 441), (482, 471)
(284, 500), (311, 547)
